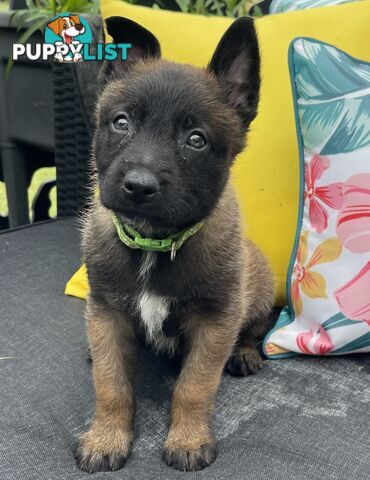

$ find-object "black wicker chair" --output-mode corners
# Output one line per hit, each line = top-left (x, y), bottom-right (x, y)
(52, 16), (102, 219)
(52, 63), (92, 218)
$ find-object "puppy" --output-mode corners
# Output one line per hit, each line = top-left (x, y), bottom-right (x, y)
(76, 16), (275, 473)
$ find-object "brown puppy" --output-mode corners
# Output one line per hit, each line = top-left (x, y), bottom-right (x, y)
(76, 16), (275, 473)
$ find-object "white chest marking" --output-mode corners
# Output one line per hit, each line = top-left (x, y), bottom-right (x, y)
(139, 291), (169, 341)
(137, 251), (177, 355)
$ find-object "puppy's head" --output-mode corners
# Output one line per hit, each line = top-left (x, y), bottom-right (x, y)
(94, 16), (260, 231)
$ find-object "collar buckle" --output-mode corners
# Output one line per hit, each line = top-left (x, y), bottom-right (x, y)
(137, 237), (172, 250)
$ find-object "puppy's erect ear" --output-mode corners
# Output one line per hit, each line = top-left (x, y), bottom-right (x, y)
(101, 17), (161, 82)
(208, 17), (260, 128)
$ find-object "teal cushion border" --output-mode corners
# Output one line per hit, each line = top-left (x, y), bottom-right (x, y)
(262, 37), (306, 360)
(269, 0), (360, 14)
(262, 37), (370, 359)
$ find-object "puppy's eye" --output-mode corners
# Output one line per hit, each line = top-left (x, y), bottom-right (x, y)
(187, 132), (206, 150)
(112, 114), (129, 132)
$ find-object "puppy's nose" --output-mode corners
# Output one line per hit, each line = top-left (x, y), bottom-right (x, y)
(75, 23), (83, 31)
(122, 169), (160, 201)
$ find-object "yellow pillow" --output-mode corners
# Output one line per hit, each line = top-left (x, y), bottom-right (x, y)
(65, 264), (89, 299)
(67, 1), (370, 304)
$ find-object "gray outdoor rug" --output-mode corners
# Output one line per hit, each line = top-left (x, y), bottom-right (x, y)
(1, 219), (369, 480)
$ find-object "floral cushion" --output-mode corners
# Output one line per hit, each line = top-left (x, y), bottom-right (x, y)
(264, 38), (370, 358)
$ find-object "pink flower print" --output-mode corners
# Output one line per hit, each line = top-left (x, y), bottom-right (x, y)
(305, 155), (343, 233)
(297, 330), (313, 354)
(313, 326), (334, 355)
(334, 261), (370, 325)
(296, 325), (334, 355)
(336, 173), (370, 253)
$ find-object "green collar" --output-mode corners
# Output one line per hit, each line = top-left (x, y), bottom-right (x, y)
(111, 212), (204, 261)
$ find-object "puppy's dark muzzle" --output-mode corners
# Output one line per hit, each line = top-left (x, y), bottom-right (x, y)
(122, 168), (160, 203)
(75, 23), (84, 31)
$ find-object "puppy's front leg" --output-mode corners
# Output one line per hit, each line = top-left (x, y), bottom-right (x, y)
(163, 316), (238, 471)
(76, 299), (136, 473)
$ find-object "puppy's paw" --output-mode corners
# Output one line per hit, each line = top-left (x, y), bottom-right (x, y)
(162, 442), (217, 471)
(75, 427), (132, 473)
(75, 447), (127, 473)
(225, 349), (263, 377)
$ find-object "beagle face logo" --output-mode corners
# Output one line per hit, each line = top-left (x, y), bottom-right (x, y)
(12, 13), (131, 63)
(47, 14), (86, 45)
(44, 13), (91, 63)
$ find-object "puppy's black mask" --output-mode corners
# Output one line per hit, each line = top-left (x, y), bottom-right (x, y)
(94, 16), (260, 231)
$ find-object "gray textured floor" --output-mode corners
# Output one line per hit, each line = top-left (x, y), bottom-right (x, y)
(0, 219), (369, 480)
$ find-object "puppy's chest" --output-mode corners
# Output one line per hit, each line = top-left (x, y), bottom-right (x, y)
(136, 252), (179, 355)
